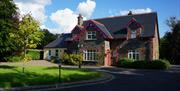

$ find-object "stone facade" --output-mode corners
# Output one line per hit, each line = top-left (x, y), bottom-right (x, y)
(44, 12), (160, 66)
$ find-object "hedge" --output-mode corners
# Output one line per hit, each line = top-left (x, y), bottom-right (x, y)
(7, 55), (23, 62)
(117, 58), (170, 70)
(27, 50), (40, 60)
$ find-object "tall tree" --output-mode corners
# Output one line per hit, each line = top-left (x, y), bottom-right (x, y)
(37, 29), (57, 49)
(0, 0), (19, 60)
(18, 14), (44, 58)
(160, 17), (180, 64)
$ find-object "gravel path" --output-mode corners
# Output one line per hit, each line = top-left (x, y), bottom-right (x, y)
(0, 60), (58, 67)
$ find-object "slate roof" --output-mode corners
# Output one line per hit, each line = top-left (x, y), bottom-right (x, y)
(44, 33), (71, 48)
(88, 12), (158, 39)
(44, 12), (158, 48)
(90, 20), (113, 39)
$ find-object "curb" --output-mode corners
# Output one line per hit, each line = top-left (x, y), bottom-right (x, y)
(1, 72), (114, 91)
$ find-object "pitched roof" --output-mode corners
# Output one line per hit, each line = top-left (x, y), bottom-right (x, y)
(44, 12), (158, 48)
(71, 25), (84, 34)
(90, 20), (113, 39)
(44, 33), (71, 48)
(87, 12), (158, 39)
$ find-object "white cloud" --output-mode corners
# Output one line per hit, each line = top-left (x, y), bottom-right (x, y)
(14, 0), (96, 34)
(77, 0), (96, 18)
(50, 8), (78, 33)
(49, 0), (96, 34)
(120, 8), (152, 15)
(14, 0), (51, 24)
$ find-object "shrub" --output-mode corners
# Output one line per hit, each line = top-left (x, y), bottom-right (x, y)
(7, 55), (23, 62)
(61, 53), (71, 64)
(69, 54), (83, 65)
(96, 52), (105, 65)
(23, 55), (32, 62)
(50, 56), (59, 63)
(61, 54), (83, 65)
(149, 59), (171, 70)
(117, 58), (171, 70)
(131, 61), (147, 68)
(118, 58), (133, 67)
(27, 50), (40, 60)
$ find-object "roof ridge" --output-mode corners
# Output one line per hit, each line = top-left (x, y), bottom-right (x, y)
(84, 12), (157, 21)
(90, 20), (104, 26)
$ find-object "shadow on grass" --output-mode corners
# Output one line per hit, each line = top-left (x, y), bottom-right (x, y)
(0, 71), (100, 88)
(44, 66), (80, 70)
(62, 73), (101, 83)
(0, 72), (59, 88)
(0, 65), (16, 69)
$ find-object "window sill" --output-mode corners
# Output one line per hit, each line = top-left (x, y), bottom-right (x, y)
(83, 60), (97, 61)
(85, 39), (97, 40)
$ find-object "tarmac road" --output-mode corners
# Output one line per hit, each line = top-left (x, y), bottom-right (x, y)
(56, 65), (180, 91)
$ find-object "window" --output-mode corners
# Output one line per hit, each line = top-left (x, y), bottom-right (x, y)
(49, 50), (51, 56)
(128, 50), (139, 60)
(131, 30), (136, 38)
(84, 50), (97, 61)
(86, 31), (96, 40)
(55, 49), (58, 57)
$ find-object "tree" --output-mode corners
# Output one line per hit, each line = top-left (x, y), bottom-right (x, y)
(37, 29), (57, 49)
(160, 17), (180, 64)
(17, 14), (44, 72)
(18, 14), (44, 57)
(0, 0), (19, 60)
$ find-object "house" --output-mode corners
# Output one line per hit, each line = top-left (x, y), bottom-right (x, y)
(44, 11), (160, 66)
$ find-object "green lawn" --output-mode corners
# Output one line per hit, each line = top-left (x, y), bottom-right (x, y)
(0, 65), (101, 88)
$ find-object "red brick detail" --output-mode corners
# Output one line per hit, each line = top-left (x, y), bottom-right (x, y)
(127, 29), (131, 40)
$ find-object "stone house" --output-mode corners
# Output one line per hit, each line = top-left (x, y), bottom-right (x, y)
(44, 12), (160, 66)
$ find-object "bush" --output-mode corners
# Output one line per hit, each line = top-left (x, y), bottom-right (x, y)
(149, 59), (171, 70)
(27, 50), (40, 60)
(117, 58), (171, 70)
(7, 55), (23, 62)
(61, 54), (83, 65)
(69, 54), (83, 65)
(50, 56), (59, 63)
(131, 61), (147, 68)
(118, 58), (133, 67)
(61, 53), (71, 65)
(23, 55), (32, 62)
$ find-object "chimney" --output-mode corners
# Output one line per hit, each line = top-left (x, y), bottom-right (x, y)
(128, 11), (133, 15)
(77, 14), (83, 26)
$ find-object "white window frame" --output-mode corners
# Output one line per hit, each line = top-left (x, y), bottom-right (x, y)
(128, 50), (139, 60)
(131, 30), (136, 39)
(84, 50), (97, 61)
(86, 31), (96, 40)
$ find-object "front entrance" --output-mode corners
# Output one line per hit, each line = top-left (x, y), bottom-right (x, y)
(104, 49), (111, 66)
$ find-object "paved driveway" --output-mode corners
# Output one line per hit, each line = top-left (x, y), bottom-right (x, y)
(58, 65), (180, 91)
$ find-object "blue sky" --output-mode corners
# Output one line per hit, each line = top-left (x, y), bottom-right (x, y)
(15, 0), (180, 37)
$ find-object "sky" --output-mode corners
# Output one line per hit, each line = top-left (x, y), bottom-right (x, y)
(14, 0), (180, 37)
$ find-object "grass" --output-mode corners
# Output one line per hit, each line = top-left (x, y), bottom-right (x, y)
(0, 65), (101, 88)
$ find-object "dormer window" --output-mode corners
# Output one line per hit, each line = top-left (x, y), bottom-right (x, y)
(86, 31), (96, 40)
(131, 30), (136, 38)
